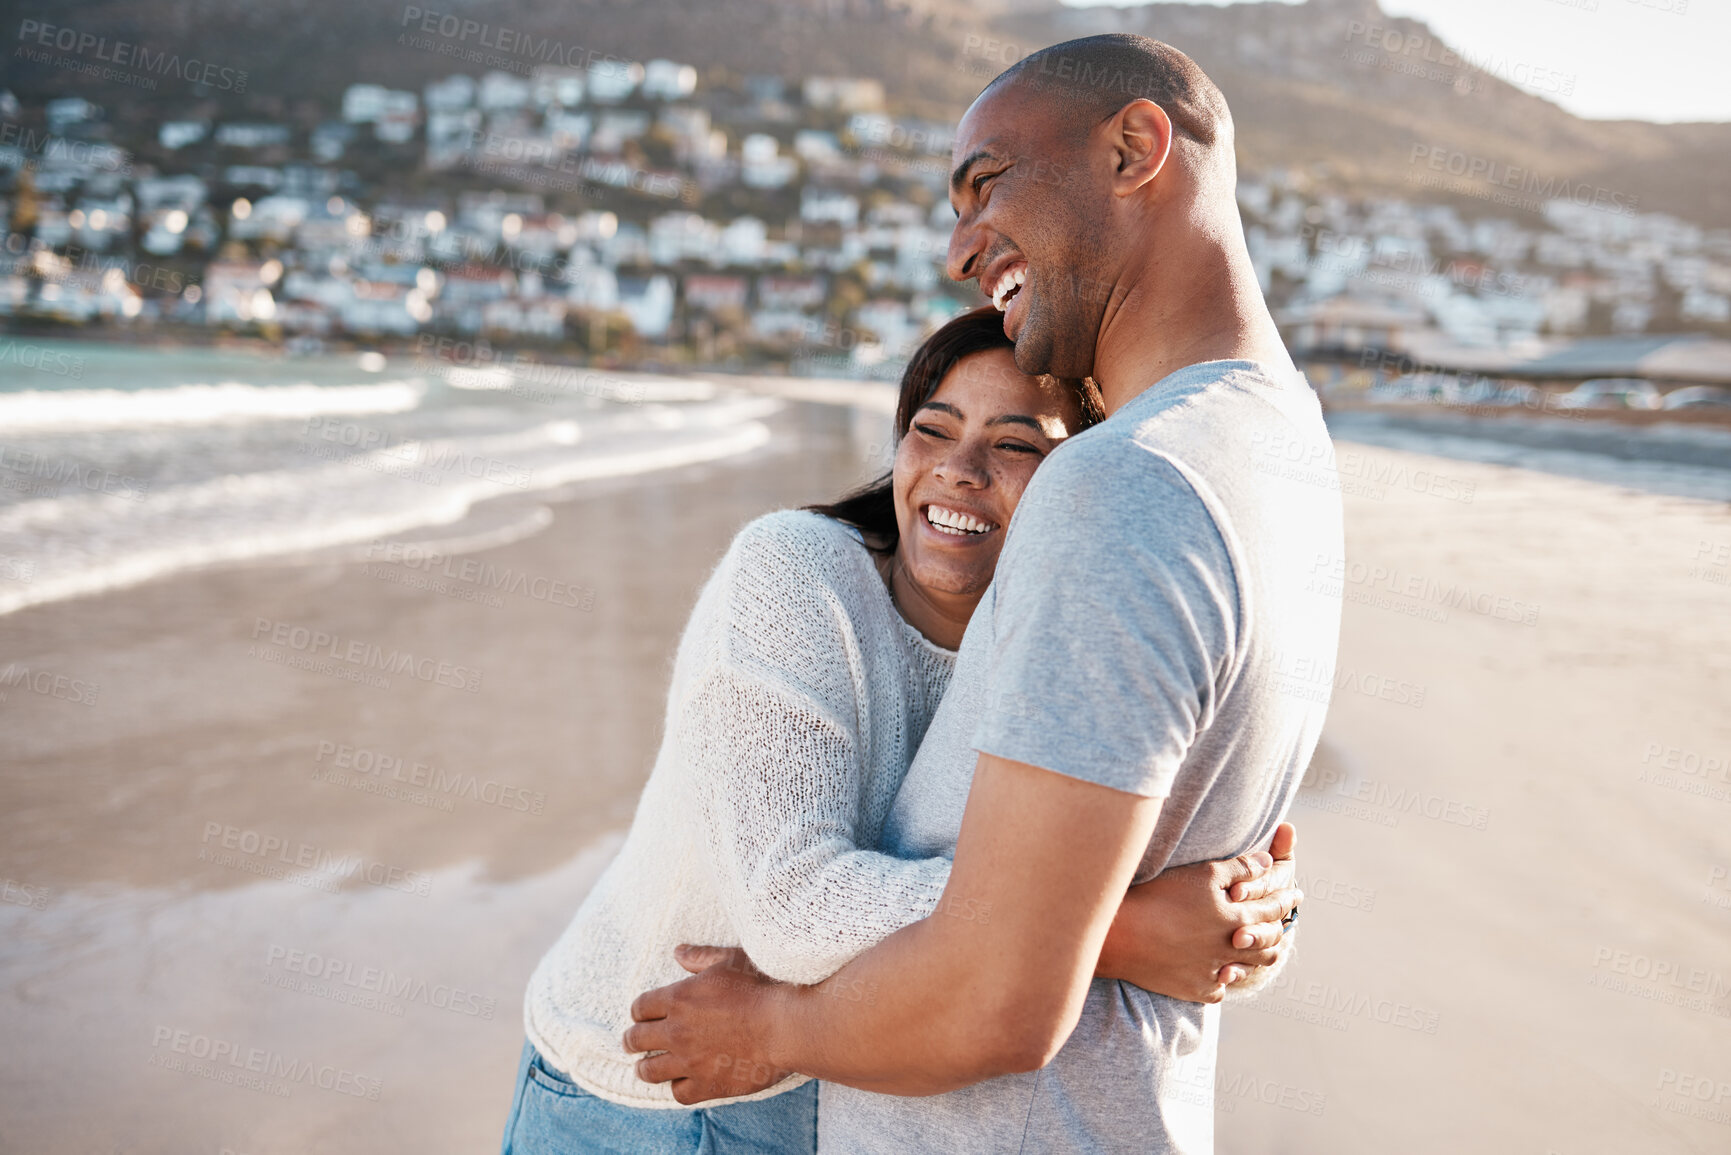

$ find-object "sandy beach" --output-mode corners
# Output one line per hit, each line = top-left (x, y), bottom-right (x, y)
(2, 393), (1729, 1153)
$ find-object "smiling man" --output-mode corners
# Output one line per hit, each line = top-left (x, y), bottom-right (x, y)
(626, 34), (1344, 1153)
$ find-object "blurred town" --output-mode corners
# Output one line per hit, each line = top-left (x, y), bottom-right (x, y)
(3, 53), (1731, 410)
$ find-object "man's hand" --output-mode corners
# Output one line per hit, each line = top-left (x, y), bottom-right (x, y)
(1095, 822), (1301, 1003)
(626, 756), (1166, 1100)
(624, 946), (797, 1105)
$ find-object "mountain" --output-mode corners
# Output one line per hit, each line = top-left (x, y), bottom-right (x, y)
(5, 0), (1727, 227)
(1000, 0), (1731, 228)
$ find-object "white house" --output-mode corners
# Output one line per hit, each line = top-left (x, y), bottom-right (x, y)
(229, 195), (311, 243)
(741, 134), (797, 190)
(801, 188), (860, 228)
(802, 77), (884, 113)
(649, 213), (720, 265)
(618, 274), (675, 339)
(478, 71), (532, 112)
(425, 75), (477, 111)
(214, 123), (291, 149)
(203, 262), (278, 325)
(586, 60), (643, 104)
(159, 121), (208, 150)
(565, 264), (619, 311)
(642, 60), (697, 101)
(719, 217), (768, 266)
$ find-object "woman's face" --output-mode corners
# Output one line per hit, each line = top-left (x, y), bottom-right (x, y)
(892, 348), (1084, 601)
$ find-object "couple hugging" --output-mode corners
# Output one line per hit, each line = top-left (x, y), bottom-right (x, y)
(503, 33), (1343, 1155)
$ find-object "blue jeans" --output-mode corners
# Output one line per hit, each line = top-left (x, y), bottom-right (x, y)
(501, 1040), (819, 1155)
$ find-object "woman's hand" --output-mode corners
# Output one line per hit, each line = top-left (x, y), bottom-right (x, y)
(1094, 822), (1300, 1004)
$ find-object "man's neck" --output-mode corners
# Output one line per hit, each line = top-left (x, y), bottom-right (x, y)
(1089, 230), (1292, 416)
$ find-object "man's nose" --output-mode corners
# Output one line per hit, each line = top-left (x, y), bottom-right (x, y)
(947, 218), (985, 284)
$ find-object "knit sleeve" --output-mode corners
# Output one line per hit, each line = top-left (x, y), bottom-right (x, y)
(680, 668), (951, 986)
(674, 512), (951, 986)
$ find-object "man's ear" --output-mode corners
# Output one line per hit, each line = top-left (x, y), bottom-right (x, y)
(1109, 99), (1173, 195)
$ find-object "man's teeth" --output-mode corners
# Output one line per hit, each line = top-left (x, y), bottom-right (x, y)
(991, 267), (1027, 312)
(926, 506), (996, 536)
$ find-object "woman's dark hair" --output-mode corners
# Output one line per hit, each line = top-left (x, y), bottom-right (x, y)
(807, 307), (1105, 552)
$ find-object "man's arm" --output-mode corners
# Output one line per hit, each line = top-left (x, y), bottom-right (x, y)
(626, 752), (1162, 1100)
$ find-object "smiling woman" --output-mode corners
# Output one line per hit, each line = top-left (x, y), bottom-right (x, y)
(809, 308), (1104, 648)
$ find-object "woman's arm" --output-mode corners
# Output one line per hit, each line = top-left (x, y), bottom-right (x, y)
(679, 664), (954, 986)
(1096, 822), (1302, 1002)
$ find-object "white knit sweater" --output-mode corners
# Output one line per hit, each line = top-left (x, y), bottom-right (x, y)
(524, 510), (958, 1107)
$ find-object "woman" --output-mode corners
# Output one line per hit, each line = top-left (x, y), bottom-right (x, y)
(503, 309), (1299, 1154)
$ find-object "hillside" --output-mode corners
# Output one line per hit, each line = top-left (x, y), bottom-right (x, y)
(4, 0), (1727, 226)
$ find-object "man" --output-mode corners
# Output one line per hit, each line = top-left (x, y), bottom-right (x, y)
(625, 33), (1344, 1152)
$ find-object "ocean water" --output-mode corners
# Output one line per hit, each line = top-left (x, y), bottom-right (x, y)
(0, 338), (779, 616)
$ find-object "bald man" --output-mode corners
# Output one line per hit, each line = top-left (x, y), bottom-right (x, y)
(626, 34), (1344, 1153)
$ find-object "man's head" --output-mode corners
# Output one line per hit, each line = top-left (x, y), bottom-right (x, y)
(947, 34), (1237, 379)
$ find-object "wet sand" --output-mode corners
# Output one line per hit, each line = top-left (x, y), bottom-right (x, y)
(0, 397), (889, 1154)
(2, 400), (1729, 1152)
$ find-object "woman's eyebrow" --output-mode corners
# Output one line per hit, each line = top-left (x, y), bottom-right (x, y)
(916, 401), (964, 419)
(986, 414), (1048, 433)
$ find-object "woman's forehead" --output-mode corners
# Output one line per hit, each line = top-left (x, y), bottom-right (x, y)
(926, 357), (1072, 430)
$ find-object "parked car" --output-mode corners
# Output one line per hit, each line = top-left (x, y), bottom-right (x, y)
(1556, 378), (1662, 410)
(1660, 385), (1731, 410)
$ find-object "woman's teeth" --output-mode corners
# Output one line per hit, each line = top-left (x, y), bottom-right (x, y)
(926, 505), (996, 536)
(991, 267), (1026, 312)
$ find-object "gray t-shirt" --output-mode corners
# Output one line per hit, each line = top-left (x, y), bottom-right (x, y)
(819, 360), (1345, 1154)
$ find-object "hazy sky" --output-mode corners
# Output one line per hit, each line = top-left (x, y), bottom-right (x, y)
(1058, 0), (1728, 124)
